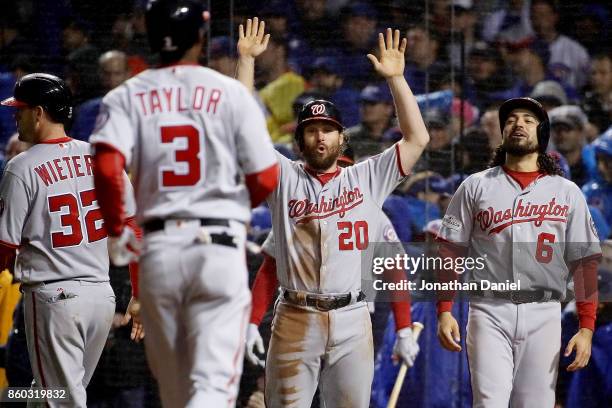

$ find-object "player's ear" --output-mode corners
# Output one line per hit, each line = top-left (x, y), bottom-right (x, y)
(34, 106), (45, 122)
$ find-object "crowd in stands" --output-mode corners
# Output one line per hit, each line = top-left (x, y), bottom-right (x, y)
(0, 0), (611, 407)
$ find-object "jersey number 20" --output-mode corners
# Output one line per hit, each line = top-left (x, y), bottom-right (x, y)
(48, 189), (106, 248)
(338, 221), (369, 250)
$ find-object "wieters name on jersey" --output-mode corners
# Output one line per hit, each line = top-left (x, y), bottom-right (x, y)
(33, 154), (93, 186)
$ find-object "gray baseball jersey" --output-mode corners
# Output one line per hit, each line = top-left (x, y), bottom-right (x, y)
(0, 138), (135, 284)
(89, 65), (277, 224)
(438, 166), (601, 296)
(437, 166), (601, 408)
(0, 137), (134, 407)
(89, 64), (278, 407)
(267, 144), (407, 294)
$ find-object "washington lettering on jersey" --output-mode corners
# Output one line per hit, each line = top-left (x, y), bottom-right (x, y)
(33, 154), (93, 186)
(475, 197), (570, 235)
(134, 86), (222, 116)
(288, 186), (364, 224)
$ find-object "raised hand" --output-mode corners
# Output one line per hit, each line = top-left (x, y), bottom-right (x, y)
(238, 17), (270, 59)
(367, 28), (407, 79)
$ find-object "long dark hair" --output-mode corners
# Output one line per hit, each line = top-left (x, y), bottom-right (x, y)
(489, 145), (564, 176)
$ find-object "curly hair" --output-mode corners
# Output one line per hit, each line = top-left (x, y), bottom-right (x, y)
(489, 145), (564, 176)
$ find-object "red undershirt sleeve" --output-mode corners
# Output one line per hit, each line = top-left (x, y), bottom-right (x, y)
(250, 254), (279, 325)
(125, 216), (142, 298)
(93, 143), (127, 237)
(436, 238), (469, 315)
(571, 255), (600, 331)
(245, 163), (280, 208)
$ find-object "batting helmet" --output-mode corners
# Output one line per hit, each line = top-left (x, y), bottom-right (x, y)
(592, 127), (612, 157)
(145, 0), (207, 63)
(0, 73), (73, 126)
(498, 97), (550, 152)
(295, 99), (344, 149)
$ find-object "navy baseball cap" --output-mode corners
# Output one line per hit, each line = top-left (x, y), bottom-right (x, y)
(310, 56), (341, 77)
(360, 84), (393, 104)
(423, 109), (450, 128)
(345, 2), (377, 19)
(209, 36), (236, 59)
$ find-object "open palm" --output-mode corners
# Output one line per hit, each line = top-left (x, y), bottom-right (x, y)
(367, 28), (407, 78)
(238, 17), (270, 58)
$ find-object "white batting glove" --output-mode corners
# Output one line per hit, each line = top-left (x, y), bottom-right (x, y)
(245, 323), (266, 367)
(108, 227), (140, 266)
(393, 327), (420, 367)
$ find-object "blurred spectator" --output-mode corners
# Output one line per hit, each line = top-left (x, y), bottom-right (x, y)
(386, 0), (426, 31)
(208, 36), (238, 77)
(0, 8), (36, 73)
(571, 4), (610, 56)
(336, 2), (379, 89)
(504, 41), (577, 102)
(530, 80), (568, 111)
(447, 0), (479, 69)
(3, 132), (31, 163)
(581, 52), (612, 137)
(583, 129), (612, 231)
(400, 171), (445, 238)
(404, 24), (448, 95)
(293, 0), (339, 51)
(87, 266), (158, 408)
(257, 35), (306, 144)
(346, 84), (395, 159)
(450, 97), (479, 139)
(0, 72), (17, 148)
(260, 2), (293, 39)
(109, 10), (151, 72)
(465, 42), (512, 110)
(304, 56), (360, 127)
(530, 0), (590, 89)
(455, 127), (491, 175)
(480, 102), (503, 150)
(422, 109), (454, 177)
(549, 105), (589, 186)
(62, 16), (102, 104)
(71, 50), (130, 141)
(481, 0), (534, 43)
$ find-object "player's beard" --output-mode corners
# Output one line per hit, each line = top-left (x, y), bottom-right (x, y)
(502, 133), (539, 156)
(302, 140), (342, 171)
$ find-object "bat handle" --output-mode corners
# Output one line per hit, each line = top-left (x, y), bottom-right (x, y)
(386, 322), (424, 408)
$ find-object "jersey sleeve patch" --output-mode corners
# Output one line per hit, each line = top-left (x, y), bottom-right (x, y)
(383, 224), (399, 243)
(442, 214), (462, 232)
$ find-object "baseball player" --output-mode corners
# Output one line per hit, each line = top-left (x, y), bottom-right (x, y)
(236, 24), (429, 407)
(436, 97), (601, 408)
(89, 1), (279, 407)
(0, 73), (139, 407)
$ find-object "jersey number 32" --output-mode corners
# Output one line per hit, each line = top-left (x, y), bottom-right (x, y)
(48, 189), (106, 248)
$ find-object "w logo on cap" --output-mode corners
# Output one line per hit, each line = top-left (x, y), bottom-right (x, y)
(311, 104), (326, 115)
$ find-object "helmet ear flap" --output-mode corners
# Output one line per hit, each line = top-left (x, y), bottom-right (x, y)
(537, 119), (550, 152)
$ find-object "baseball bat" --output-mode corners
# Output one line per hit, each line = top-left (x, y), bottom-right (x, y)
(386, 322), (424, 408)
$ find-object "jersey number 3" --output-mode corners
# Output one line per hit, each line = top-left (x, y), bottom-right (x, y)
(160, 124), (201, 187)
(48, 189), (106, 248)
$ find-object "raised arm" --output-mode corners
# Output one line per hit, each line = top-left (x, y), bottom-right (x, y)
(367, 28), (430, 173)
(236, 17), (270, 91)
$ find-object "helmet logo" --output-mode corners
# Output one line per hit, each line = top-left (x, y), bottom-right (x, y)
(311, 104), (326, 115)
(163, 36), (177, 51)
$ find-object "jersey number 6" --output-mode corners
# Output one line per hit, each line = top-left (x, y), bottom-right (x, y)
(48, 189), (106, 248)
(535, 232), (555, 264)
